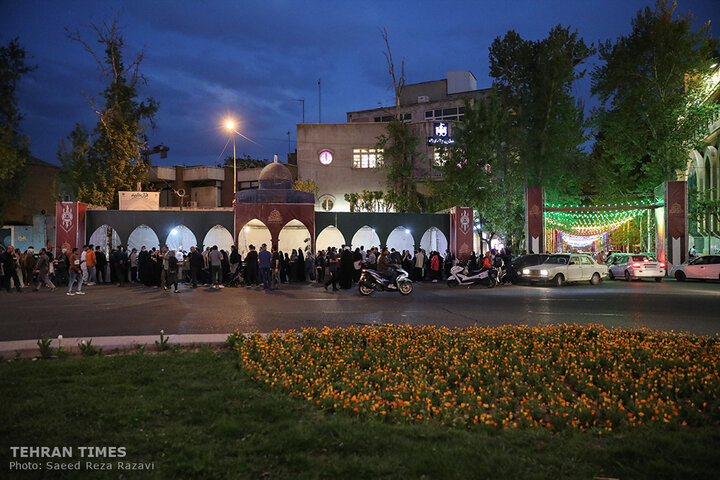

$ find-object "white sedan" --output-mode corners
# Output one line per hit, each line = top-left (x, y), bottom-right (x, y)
(670, 255), (720, 281)
(608, 254), (666, 282)
(522, 254), (609, 287)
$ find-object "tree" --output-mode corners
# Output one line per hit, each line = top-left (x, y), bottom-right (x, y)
(489, 25), (593, 197)
(376, 28), (425, 213)
(0, 38), (35, 226)
(59, 17), (158, 207)
(591, 0), (719, 193)
(293, 179), (319, 197)
(431, 91), (525, 248)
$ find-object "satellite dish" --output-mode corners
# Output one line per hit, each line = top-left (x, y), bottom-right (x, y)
(177, 188), (186, 197)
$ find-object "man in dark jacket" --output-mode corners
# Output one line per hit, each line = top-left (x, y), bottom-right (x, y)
(244, 245), (259, 286)
(1, 246), (22, 292)
(95, 246), (108, 284)
(188, 246), (204, 288)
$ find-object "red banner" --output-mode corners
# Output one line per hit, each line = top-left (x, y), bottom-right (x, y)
(666, 181), (687, 240)
(55, 202), (87, 253)
(450, 206), (474, 262)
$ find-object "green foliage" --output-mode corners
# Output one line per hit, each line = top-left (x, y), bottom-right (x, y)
(0, 38), (35, 225)
(377, 118), (425, 212)
(591, 0), (720, 193)
(344, 190), (387, 212)
(59, 17), (158, 207)
(155, 330), (170, 351)
(37, 336), (54, 359)
(489, 25), (593, 197)
(78, 339), (101, 357)
(689, 187), (720, 232)
(293, 179), (319, 197)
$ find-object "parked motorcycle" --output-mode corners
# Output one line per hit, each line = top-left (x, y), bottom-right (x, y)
(447, 264), (498, 288)
(358, 268), (413, 296)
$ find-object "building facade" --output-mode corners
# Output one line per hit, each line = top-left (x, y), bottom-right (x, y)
(297, 71), (490, 213)
(683, 63), (720, 255)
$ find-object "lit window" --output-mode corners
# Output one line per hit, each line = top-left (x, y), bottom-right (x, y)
(433, 149), (446, 166)
(352, 148), (383, 168)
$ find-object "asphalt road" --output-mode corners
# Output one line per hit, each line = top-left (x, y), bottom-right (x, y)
(1, 278), (719, 341)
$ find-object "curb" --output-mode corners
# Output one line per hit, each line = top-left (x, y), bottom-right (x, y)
(0, 334), (232, 359)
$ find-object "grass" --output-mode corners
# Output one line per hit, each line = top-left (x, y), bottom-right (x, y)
(1, 348), (718, 479)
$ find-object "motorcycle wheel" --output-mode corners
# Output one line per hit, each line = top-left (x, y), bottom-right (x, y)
(359, 284), (374, 296)
(398, 281), (413, 295)
(487, 278), (496, 288)
(447, 279), (459, 287)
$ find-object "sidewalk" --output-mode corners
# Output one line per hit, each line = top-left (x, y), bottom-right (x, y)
(0, 333), (232, 359)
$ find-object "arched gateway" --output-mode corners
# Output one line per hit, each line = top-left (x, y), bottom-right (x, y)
(234, 160), (316, 253)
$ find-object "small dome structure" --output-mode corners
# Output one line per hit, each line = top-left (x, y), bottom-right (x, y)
(258, 162), (293, 190)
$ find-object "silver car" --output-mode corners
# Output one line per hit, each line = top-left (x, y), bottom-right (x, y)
(608, 254), (666, 282)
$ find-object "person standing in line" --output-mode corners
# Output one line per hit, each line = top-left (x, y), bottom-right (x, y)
(209, 245), (223, 289)
(315, 250), (325, 284)
(258, 243), (272, 290)
(23, 247), (36, 288)
(95, 246), (107, 284)
(86, 244), (97, 285)
(113, 246), (127, 287)
(271, 246), (281, 290)
(413, 249), (425, 282)
(80, 245), (88, 284)
(324, 247), (339, 291)
(67, 247), (85, 296)
(304, 249), (315, 282)
(1, 246), (22, 293)
(159, 246), (170, 290)
(34, 248), (55, 291)
(138, 246), (150, 285)
(167, 250), (179, 293)
(189, 246), (203, 288)
(245, 245), (259, 286)
(229, 245), (240, 277)
(129, 248), (138, 283)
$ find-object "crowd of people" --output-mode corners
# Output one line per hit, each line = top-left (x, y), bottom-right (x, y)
(1, 242), (515, 294)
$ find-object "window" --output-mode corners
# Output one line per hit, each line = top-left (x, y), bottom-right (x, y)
(353, 148), (383, 168)
(433, 149), (446, 167)
(425, 106), (464, 122)
(320, 197), (334, 211)
(374, 113), (411, 122)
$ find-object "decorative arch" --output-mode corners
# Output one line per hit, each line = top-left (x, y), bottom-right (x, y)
(203, 225), (234, 252)
(420, 227), (448, 255)
(279, 219), (311, 254)
(88, 224), (122, 252)
(127, 225), (160, 252)
(351, 225), (381, 250)
(237, 219), (271, 256)
(316, 225), (345, 250)
(386, 226), (415, 254)
(165, 225), (197, 253)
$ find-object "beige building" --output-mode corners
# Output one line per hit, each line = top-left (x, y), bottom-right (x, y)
(682, 63), (720, 254)
(297, 71), (489, 212)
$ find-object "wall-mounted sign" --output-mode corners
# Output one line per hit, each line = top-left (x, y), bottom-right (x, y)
(319, 150), (333, 165)
(119, 191), (160, 210)
(427, 122), (455, 145)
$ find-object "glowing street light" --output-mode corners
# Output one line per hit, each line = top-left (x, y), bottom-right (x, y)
(225, 120), (237, 196)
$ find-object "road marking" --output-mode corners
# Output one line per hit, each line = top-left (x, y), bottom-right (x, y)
(528, 311), (622, 317)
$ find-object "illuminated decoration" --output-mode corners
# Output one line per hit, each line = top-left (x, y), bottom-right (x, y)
(545, 198), (660, 238)
(427, 122), (455, 145)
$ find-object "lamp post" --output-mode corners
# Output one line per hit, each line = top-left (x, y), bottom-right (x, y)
(225, 120), (237, 196)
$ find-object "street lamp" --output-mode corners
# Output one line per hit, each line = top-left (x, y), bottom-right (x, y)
(225, 120), (237, 196)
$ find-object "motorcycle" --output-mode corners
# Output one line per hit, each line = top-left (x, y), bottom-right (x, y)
(358, 267), (413, 296)
(447, 264), (498, 288)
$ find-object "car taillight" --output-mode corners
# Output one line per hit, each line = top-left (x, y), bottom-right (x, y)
(361, 269), (366, 273)
(643, 258), (649, 262)
(632, 262), (641, 268)
(659, 263), (666, 268)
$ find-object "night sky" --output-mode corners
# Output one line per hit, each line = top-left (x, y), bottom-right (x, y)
(2, 0), (719, 168)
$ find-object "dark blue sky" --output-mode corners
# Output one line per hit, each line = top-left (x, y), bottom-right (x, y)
(2, 0), (719, 167)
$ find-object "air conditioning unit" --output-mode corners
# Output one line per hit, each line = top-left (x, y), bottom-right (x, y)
(418, 95), (430, 103)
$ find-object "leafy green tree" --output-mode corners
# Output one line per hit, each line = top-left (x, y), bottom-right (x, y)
(293, 179), (319, 197)
(591, 0), (719, 193)
(0, 38), (35, 225)
(489, 25), (593, 197)
(59, 17), (158, 207)
(432, 92), (525, 248)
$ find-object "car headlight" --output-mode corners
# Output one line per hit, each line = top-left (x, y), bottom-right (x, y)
(540, 269), (548, 276)
(522, 268), (530, 275)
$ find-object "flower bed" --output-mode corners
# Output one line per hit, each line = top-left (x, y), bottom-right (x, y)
(227, 324), (720, 431)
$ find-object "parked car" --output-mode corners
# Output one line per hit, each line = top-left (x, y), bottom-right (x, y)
(608, 254), (666, 282)
(521, 253), (609, 286)
(670, 255), (720, 281)
(508, 253), (551, 284)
